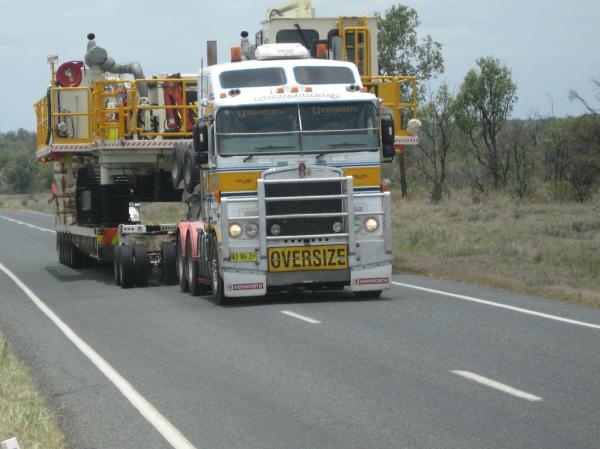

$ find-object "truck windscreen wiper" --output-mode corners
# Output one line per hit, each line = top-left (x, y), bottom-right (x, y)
(327, 143), (367, 149)
(253, 145), (295, 150)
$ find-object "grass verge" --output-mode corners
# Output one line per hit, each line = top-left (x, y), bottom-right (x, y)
(392, 191), (600, 307)
(0, 333), (67, 449)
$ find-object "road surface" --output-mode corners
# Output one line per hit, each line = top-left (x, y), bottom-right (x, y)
(0, 210), (599, 449)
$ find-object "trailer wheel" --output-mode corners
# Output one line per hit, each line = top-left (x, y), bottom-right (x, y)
(353, 290), (383, 299)
(57, 232), (64, 264)
(133, 244), (150, 287)
(160, 241), (177, 285)
(176, 234), (189, 292)
(187, 237), (209, 296)
(171, 145), (184, 189)
(182, 148), (198, 193)
(209, 234), (226, 305)
(113, 246), (121, 285)
(68, 234), (85, 269)
(119, 245), (135, 289)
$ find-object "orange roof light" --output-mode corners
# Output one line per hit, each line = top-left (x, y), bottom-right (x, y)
(360, 87), (369, 93)
(276, 87), (285, 93)
(220, 92), (227, 98)
(316, 43), (328, 59)
(304, 86), (313, 92)
(291, 86), (299, 93)
(231, 47), (241, 63)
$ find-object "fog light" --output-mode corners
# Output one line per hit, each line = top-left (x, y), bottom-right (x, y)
(246, 222), (258, 237)
(229, 223), (242, 238)
(332, 221), (343, 233)
(365, 217), (378, 232)
(270, 223), (281, 236)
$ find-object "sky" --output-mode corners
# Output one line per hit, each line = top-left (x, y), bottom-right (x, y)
(0, 0), (599, 132)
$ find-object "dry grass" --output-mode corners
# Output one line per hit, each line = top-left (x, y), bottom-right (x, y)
(0, 194), (55, 214)
(0, 334), (67, 449)
(392, 191), (600, 307)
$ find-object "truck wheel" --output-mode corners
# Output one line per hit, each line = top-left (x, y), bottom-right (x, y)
(187, 237), (209, 296)
(209, 234), (226, 305)
(182, 148), (198, 193)
(113, 246), (121, 285)
(133, 244), (150, 287)
(57, 232), (64, 264)
(171, 145), (184, 189)
(160, 241), (177, 285)
(353, 290), (383, 299)
(176, 234), (189, 292)
(119, 245), (135, 289)
(68, 234), (84, 269)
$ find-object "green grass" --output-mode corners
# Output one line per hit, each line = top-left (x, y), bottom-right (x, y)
(0, 334), (67, 449)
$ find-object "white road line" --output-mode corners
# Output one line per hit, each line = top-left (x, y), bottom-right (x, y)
(0, 215), (55, 233)
(451, 370), (542, 402)
(281, 310), (321, 324)
(392, 281), (600, 330)
(19, 210), (54, 217)
(0, 261), (197, 449)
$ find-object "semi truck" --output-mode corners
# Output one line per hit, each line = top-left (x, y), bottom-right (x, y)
(34, 1), (419, 300)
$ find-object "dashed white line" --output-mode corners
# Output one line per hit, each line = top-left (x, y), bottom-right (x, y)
(281, 310), (321, 324)
(451, 370), (542, 402)
(0, 260), (197, 449)
(0, 214), (55, 233)
(392, 281), (600, 330)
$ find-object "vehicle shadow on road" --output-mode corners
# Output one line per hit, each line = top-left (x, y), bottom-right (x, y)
(216, 289), (391, 308)
(44, 263), (115, 285)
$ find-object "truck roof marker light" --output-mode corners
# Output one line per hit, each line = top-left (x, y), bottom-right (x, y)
(220, 92), (227, 98)
(360, 87), (369, 93)
(276, 87), (285, 93)
(291, 86), (299, 93)
(214, 190), (221, 203)
(316, 43), (328, 59)
(231, 47), (241, 63)
(304, 86), (313, 92)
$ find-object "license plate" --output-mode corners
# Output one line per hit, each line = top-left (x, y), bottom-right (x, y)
(230, 252), (257, 262)
(268, 245), (348, 272)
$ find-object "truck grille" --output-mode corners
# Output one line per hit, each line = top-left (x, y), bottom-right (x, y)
(265, 180), (344, 236)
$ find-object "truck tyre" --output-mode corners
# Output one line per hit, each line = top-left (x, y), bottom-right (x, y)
(57, 232), (64, 264)
(160, 241), (177, 285)
(133, 244), (150, 287)
(182, 147), (197, 193)
(113, 246), (121, 286)
(171, 145), (184, 189)
(119, 245), (135, 289)
(209, 234), (226, 305)
(353, 290), (383, 299)
(176, 234), (189, 292)
(68, 234), (84, 269)
(187, 237), (209, 296)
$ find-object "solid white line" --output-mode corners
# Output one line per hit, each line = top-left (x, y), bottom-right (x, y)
(392, 281), (600, 330)
(451, 370), (542, 402)
(0, 260), (197, 449)
(0, 215), (55, 233)
(19, 210), (54, 217)
(281, 310), (321, 324)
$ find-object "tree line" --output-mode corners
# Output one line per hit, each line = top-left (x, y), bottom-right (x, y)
(377, 4), (600, 203)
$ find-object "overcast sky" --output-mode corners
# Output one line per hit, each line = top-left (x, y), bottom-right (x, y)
(1, 0), (598, 132)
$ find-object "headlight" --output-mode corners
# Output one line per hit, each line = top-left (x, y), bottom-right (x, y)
(246, 222), (258, 238)
(364, 217), (379, 232)
(332, 221), (343, 233)
(229, 223), (242, 238)
(270, 223), (281, 236)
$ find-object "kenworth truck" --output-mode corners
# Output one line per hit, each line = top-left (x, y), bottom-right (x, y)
(34, 2), (419, 297)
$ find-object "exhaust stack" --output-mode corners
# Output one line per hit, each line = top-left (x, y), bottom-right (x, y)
(84, 33), (148, 98)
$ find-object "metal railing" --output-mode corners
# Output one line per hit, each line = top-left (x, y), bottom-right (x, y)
(361, 75), (417, 134)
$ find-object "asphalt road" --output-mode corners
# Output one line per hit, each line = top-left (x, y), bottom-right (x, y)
(1, 210), (599, 449)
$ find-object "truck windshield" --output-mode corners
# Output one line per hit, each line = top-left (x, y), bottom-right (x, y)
(216, 102), (378, 155)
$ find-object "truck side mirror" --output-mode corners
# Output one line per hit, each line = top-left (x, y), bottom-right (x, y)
(197, 152), (208, 165)
(381, 117), (395, 146)
(193, 122), (208, 153)
(382, 145), (395, 160)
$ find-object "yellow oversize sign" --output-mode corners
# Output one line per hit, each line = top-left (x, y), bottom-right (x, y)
(268, 245), (348, 272)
